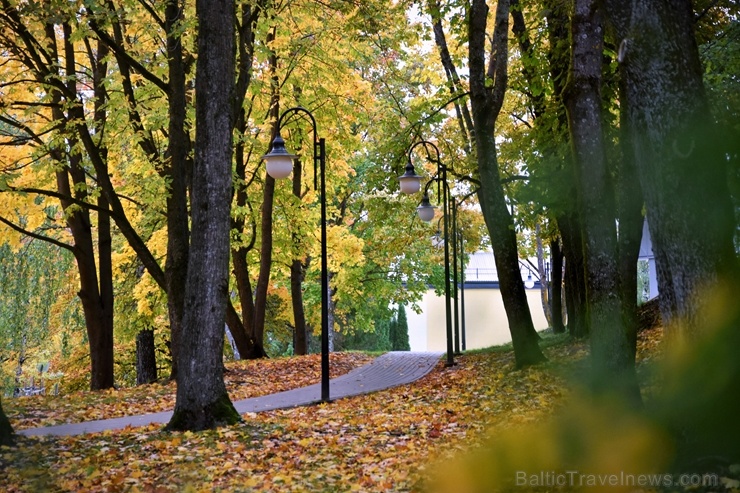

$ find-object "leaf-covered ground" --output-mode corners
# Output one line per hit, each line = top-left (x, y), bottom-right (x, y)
(0, 329), (677, 492)
(4, 352), (375, 430)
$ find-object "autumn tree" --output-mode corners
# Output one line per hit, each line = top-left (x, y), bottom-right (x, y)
(247, 1), (441, 357)
(166, 0), (240, 431)
(507, 0), (587, 339)
(467, 0), (546, 367)
(0, 4), (117, 389)
(412, 0), (548, 366)
(602, 1), (737, 339)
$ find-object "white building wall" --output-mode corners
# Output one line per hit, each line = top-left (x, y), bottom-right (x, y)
(408, 285), (550, 352)
(406, 304), (429, 351)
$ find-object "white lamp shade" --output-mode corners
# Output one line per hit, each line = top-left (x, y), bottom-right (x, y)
(265, 156), (294, 179)
(399, 175), (421, 194)
(417, 206), (435, 222)
(262, 134), (297, 179)
(524, 275), (535, 289)
(417, 195), (436, 222)
(398, 162), (422, 194)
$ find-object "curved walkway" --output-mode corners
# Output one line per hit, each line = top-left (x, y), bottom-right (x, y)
(19, 351), (443, 437)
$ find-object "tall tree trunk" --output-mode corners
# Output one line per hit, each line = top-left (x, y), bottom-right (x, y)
(510, 0), (571, 339)
(95, 193), (115, 390)
(251, 26), (281, 352)
(469, 0), (545, 368)
(550, 238), (566, 333)
(0, 397), (13, 446)
(544, 0), (588, 337)
(254, 174), (276, 348)
(230, 110), (267, 359)
(535, 223), (553, 327)
(45, 22), (115, 390)
(230, 107), (265, 359)
(92, 35), (115, 392)
(603, 0), (737, 339)
(136, 329), (157, 385)
(291, 159), (308, 355)
(564, 0), (640, 403)
(615, 78), (644, 358)
(558, 213), (588, 338)
(167, 0), (239, 431)
(226, 0), (269, 360)
(164, 0), (191, 380)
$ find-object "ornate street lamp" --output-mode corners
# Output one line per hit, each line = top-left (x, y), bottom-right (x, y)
(262, 107), (330, 402)
(399, 162), (423, 195)
(399, 140), (455, 367)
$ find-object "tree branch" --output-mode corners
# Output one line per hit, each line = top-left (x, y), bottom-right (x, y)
(0, 214), (74, 252)
(4, 185), (121, 220)
(85, 12), (170, 95)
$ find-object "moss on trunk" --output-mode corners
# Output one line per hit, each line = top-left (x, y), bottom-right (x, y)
(165, 392), (240, 432)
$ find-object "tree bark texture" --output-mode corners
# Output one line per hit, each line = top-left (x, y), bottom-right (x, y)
(136, 329), (158, 385)
(535, 224), (553, 327)
(291, 159), (308, 355)
(564, 0), (640, 403)
(603, 0), (737, 339)
(469, 0), (545, 367)
(164, 0), (191, 380)
(46, 23), (115, 390)
(550, 238), (566, 333)
(558, 212), (588, 338)
(615, 77), (644, 358)
(167, 0), (239, 431)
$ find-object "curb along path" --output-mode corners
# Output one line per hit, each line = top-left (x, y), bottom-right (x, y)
(19, 351), (444, 437)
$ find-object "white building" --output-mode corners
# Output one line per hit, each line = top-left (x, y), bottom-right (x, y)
(407, 251), (550, 352)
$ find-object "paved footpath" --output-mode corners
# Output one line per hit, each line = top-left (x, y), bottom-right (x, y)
(19, 351), (443, 437)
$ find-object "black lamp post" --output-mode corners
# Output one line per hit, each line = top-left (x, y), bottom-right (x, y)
(399, 140), (455, 367)
(262, 107), (330, 402)
(458, 223), (467, 352)
(450, 198), (461, 355)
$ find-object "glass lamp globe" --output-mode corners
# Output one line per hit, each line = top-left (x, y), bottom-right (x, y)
(416, 194), (436, 222)
(262, 134), (297, 179)
(399, 162), (422, 194)
(524, 274), (535, 289)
